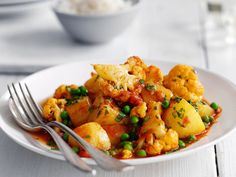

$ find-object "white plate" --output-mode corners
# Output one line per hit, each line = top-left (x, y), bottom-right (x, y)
(0, 59), (236, 165)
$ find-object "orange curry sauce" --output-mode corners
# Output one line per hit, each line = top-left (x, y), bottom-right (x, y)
(29, 106), (222, 159)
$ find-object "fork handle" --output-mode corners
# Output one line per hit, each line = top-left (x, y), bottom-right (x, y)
(41, 125), (96, 175)
(48, 121), (134, 172)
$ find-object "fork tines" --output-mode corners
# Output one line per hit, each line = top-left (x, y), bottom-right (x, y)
(7, 83), (44, 126)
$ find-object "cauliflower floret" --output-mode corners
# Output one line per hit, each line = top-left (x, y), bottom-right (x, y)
(163, 64), (204, 102)
(124, 56), (147, 70)
(42, 98), (66, 122)
(123, 56), (147, 80)
(130, 102), (147, 118)
(85, 72), (143, 103)
(93, 64), (138, 91)
(159, 129), (179, 152)
(140, 115), (166, 139)
(140, 101), (165, 138)
(121, 149), (133, 159)
(137, 129), (179, 155)
(137, 102), (178, 155)
(146, 101), (163, 119)
(145, 65), (164, 84)
(145, 139), (163, 155)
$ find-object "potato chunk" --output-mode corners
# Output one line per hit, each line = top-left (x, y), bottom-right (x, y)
(65, 97), (91, 127)
(102, 124), (128, 146)
(163, 99), (205, 138)
(88, 103), (122, 125)
(196, 101), (215, 117)
(68, 122), (111, 150)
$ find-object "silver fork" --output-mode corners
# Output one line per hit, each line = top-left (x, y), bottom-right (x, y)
(8, 83), (134, 172)
(8, 83), (96, 175)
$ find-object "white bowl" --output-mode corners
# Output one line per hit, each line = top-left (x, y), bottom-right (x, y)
(52, 0), (141, 43)
(0, 59), (236, 165)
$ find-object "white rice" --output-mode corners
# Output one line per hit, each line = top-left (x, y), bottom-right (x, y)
(56, 0), (132, 15)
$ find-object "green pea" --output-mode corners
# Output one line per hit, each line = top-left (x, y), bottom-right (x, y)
(120, 141), (132, 147)
(124, 143), (133, 151)
(188, 135), (196, 142)
(130, 116), (139, 124)
(79, 86), (88, 96)
(178, 140), (185, 148)
(162, 98), (170, 109)
(63, 132), (69, 142)
(122, 105), (131, 114)
(136, 149), (147, 157)
(60, 111), (69, 120)
(120, 133), (130, 141)
(70, 88), (81, 96)
(202, 116), (210, 123)
(210, 102), (218, 110)
(72, 147), (80, 153)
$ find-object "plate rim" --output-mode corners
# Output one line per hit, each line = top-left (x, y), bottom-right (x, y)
(1, 59), (236, 165)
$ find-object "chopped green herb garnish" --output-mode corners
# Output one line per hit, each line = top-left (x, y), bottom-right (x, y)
(85, 135), (91, 139)
(188, 101), (198, 112)
(63, 132), (69, 142)
(187, 135), (196, 142)
(72, 147), (80, 153)
(97, 110), (102, 117)
(115, 112), (126, 122)
(174, 96), (182, 103)
(79, 86), (88, 96)
(143, 116), (150, 123)
(176, 108), (185, 119)
(88, 106), (93, 113)
(145, 84), (157, 91)
(103, 150), (110, 156)
(47, 139), (56, 147)
(139, 79), (145, 84)
(178, 140), (185, 148)
(178, 122), (185, 127)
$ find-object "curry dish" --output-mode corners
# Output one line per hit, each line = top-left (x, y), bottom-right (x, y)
(41, 56), (221, 158)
